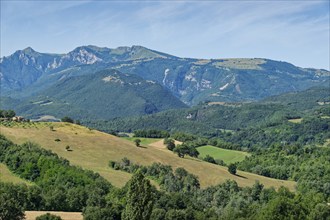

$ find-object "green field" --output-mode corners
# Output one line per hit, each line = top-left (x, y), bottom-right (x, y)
(197, 145), (250, 164)
(122, 137), (161, 146)
(0, 163), (34, 185)
(0, 122), (296, 190)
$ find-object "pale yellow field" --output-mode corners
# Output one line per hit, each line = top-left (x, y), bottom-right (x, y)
(25, 211), (82, 220)
(0, 122), (296, 190)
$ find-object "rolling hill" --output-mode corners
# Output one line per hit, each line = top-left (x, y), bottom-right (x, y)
(0, 122), (296, 190)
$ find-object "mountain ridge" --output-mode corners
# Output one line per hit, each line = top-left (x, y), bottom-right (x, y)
(1, 45), (329, 119)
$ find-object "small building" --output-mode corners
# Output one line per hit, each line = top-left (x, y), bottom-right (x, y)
(12, 116), (25, 122)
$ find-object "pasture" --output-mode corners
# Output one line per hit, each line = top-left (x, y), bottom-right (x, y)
(0, 122), (296, 190)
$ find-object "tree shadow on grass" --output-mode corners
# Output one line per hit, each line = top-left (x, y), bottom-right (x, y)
(235, 174), (247, 179)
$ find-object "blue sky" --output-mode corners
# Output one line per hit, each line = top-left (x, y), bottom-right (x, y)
(1, 0), (329, 70)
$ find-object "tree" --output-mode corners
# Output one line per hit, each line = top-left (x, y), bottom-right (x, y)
(0, 191), (25, 220)
(164, 138), (175, 151)
(122, 171), (154, 220)
(61, 116), (74, 123)
(134, 139), (141, 147)
(204, 155), (216, 164)
(36, 213), (62, 220)
(173, 144), (190, 158)
(228, 164), (237, 175)
(173, 144), (199, 158)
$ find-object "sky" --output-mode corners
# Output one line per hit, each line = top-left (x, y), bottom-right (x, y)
(1, 0), (329, 70)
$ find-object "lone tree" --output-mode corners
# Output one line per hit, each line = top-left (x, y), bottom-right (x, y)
(134, 139), (141, 147)
(228, 163), (237, 175)
(61, 116), (74, 123)
(164, 138), (175, 151)
(122, 171), (154, 220)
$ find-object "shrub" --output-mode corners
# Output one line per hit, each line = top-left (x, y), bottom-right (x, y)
(36, 213), (62, 220)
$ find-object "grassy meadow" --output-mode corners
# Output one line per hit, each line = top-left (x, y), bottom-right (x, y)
(197, 145), (250, 164)
(0, 122), (296, 190)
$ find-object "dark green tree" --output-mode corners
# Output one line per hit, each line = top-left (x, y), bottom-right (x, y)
(228, 164), (237, 175)
(122, 171), (154, 220)
(0, 191), (25, 220)
(36, 213), (62, 220)
(134, 139), (141, 147)
(164, 138), (175, 151)
(204, 155), (216, 164)
(61, 116), (74, 123)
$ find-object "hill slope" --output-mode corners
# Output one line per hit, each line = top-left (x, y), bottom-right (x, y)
(90, 86), (329, 135)
(0, 122), (296, 190)
(0, 69), (187, 120)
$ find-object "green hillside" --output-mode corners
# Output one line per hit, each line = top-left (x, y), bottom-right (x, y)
(1, 69), (187, 120)
(85, 87), (330, 148)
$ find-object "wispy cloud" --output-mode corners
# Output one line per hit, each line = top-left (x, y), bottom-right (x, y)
(1, 0), (329, 69)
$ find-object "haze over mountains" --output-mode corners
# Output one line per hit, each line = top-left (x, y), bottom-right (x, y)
(0, 45), (329, 120)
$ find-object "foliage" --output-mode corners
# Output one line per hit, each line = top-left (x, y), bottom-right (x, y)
(134, 129), (170, 138)
(109, 159), (200, 193)
(122, 171), (154, 220)
(134, 139), (141, 147)
(0, 135), (111, 211)
(164, 138), (176, 151)
(36, 213), (62, 220)
(228, 164), (237, 175)
(173, 144), (199, 158)
(0, 183), (25, 220)
(61, 116), (74, 123)
(238, 144), (330, 199)
(0, 109), (16, 118)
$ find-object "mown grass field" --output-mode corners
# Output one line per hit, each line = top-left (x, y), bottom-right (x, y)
(25, 211), (82, 220)
(0, 163), (34, 185)
(197, 145), (250, 164)
(0, 122), (296, 190)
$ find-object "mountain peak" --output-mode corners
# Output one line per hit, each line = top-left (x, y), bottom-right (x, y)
(20, 47), (39, 56)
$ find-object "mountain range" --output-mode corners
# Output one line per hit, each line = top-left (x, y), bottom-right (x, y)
(0, 45), (329, 120)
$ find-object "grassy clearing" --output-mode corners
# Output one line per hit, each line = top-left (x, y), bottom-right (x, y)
(288, 118), (303, 123)
(25, 211), (82, 220)
(122, 137), (161, 146)
(0, 122), (296, 190)
(0, 163), (34, 185)
(197, 145), (250, 164)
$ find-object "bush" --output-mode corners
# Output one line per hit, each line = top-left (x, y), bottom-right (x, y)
(36, 213), (62, 220)
(61, 116), (74, 123)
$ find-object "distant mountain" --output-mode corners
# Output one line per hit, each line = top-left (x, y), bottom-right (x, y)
(0, 69), (187, 120)
(1, 45), (328, 105)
